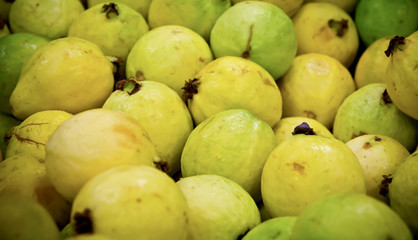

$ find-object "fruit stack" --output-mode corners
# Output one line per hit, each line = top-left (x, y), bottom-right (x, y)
(0, 0), (417, 239)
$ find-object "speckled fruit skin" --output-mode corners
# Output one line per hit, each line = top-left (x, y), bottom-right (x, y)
(242, 216), (298, 240)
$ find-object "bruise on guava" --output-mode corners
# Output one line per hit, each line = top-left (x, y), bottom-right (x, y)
(351, 131), (367, 139)
(384, 36), (405, 57)
(379, 174), (393, 202)
(242, 24), (254, 59)
(115, 79), (142, 95)
(101, 3), (119, 19)
(328, 19), (349, 37)
(182, 78), (200, 103)
(292, 122), (315, 136)
(73, 208), (94, 234)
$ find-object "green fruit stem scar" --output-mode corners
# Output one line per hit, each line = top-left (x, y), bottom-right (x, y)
(242, 24), (254, 59)
(292, 122), (315, 135)
(102, 3), (119, 19)
(384, 36), (405, 57)
(182, 78), (200, 103)
(115, 79), (141, 95)
(73, 208), (94, 234)
(328, 19), (349, 37)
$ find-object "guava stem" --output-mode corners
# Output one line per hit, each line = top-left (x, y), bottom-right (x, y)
(292, 122), (315, 136)
(182, 78), (200, 103)
(242, 24), (254, 59)
(115, 79), (141, 95)
(384, 36), (405, 57)
(101, 3), (119, 18)
(328, 19), (348, 37)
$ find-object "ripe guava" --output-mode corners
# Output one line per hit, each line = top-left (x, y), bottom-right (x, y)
(277, 53), (355, 129)
(71, 165), (189, 240)
(45, 108), (161, 202)
(231, 0), (303, 17)
(0, 32), (49, 115)
(354, 36), (392, 89)
(289, 192), (413, 240)
(88, 0), (152, 19)
(102, 80), (194, 176)
(292, 2), (359, 67)
(0, 193), (61, 240)
(385, 32), (418, 120)
(8, 0), (85, 39)
(176, 174), (261, 240)
(125, 25), (213, 96)
(389, 151), (418, 236)
(242, 216), (298, 240)
(0, 112), (21, 159)
(210, 1), (297, 79)
(68, 2), (149, 62)
(346, 134), (410, 203)
(183, 56), (283, 127)
(333, 83), (418, 152)
(5, 110), (73, 161)
(261, 123), (366, 217)
(0, 154), (72, 228)
(181, 109), (277, 200)
(9, 37), (115, 120)
(354, 0), (418, 46)
(148, 0), (231, 41)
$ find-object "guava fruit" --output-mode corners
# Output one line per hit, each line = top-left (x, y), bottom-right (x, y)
(332, 83), (418, 152)
(180, 109), (277, 200)
(0, 19), (9, 38)
(61, 222), (76, 239)
(231, 0), (303, 17)
(0, 193), (61, 240)
(0, 154), (72, 228)
(71, 165), (189, 240)
(0, 112), (21, 159)
(277, 53), (355, 129)
(385, 32), (418, 120)
(346, 134), (410, 203)
(0, 32), (49, 115)
(292, 2), (359, 67)
(183, 56), (283, 127)
(9, 37), (115, 120)
(303, 0), (359, 13)
(125, 25), (213, 96)
(68, 2), (149, 62)
(210, 1), (297, 79)
(45, 108), (161, 202)
(354, 36), (392, 89)
(272, 117), (334, 146)
(148, 0), (231, 41)
(102, 80), (194, 176)
(261, 123), (366, 217)
(5, 110), (73, 161)
(389, 151), (418, 236)
(88, 0), (152, 19)
(8, 0), (85, 40)
(355, 0), (418, 46)
(242, 216), (297, 240)
(0, 0), (13, 20)
(176, 174), (261, 240)
(289, 192), (413, 240)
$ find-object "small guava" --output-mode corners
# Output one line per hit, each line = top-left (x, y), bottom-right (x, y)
(210, 1), (297, 79)
(71, 165), (189, 240)
(332, 83), (418, 152)
(289, 192), (413, 240)
(277, 53), (355, 129)
(88, 0), (152, 19)
(176, 174), (261, 240)
(231, 0), (303, 17)
(242, 216), (298, 240)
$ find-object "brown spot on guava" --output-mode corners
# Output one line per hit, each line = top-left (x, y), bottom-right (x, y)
(73, 208), (94, 234)
(385, 36), (405, 57)
(303, 110), (317, 119)
(351, 131), (367, 139)
(135, 71), (145, 81)
(362, 142), (372, 149)
(199, 57), (205, 63)
(242, 24), (254, 59)
(13, 133), (45, 148)
(136, 198), (141, 202)
(182, 78), (200, 103)
(171, 30), (183, 34)
(154, 160), (171, 173)
(328, 19), (349, 37)
(379, 174), (393, 201)
(374, 136), (382, 141)
(292, 162), (305, 174)
(101, 3), (119, 18)
(113, 125), (137, 143)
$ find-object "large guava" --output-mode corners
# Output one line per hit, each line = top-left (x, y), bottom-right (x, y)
(242, 216), (298, 240)
(210, 1), (297, 79)
(332, 83), (418, 152)
(289, 192), (413, 240)
(0, 32), (49, 115)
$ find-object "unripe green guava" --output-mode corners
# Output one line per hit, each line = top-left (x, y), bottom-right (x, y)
(242, 216), (298, 240)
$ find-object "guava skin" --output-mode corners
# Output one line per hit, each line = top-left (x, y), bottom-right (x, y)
(180, 109), (277, 201)
(176, 174), (261, 240)
(210, 1), (297, 80)
(231, 0), (303, 17)
(303, 0), (359, 13)
(332, 83), (418, 152)
(389, 151), (418, 236)
(0, 32), (49, 115)
(355, 0), (418, 46)
(71, 165), (189, 240)
(289, 193), (413, 240)
(88, 0), (152, 19)
(242, 216), (298, 240)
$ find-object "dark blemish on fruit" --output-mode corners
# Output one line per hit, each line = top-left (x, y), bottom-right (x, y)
(385, 36), (405, 57)
(362, 142), (372, 149)
(182, 78), (200, 103)
(351, 131), (367, 139)
(13, 133), (45, 148)
(303, 110), (317, 119)
(292, 162), (305, 174)
(374, 136), (382, 142)
(199, 57), (205, 63)
(73, 208), (94, 234)
(328, 19), (349, 37)
(136, 71), (145, 81)
(292, 122), (315, 136)
(379, 174), (393, 201)
(136, 198), (141, 202)
(4, 130), (12, 145)
(171, 30), (183, 34)
(242, 24), (254, 59)
(381, 89), (392, 104)
(115, 79), (141, 95)
(154, 160), (171, 173)
(102, 3), (119, 19)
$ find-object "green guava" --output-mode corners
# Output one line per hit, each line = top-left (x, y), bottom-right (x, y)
(242, 216), (298, 240)
(176, 174), (261, 240)
(0, 32), (49, 115)
(0, 112), (21, 159)
(210, 1), (297, 79)
(354, 0), (418, 46)
(389, 151), (418, 236)
(0, 193), (61, 240)
(68, 2), (149, 62)
(231, 0), (303, 17)
(71, 165), (189, 240)
(88, 0), (152, 19)
(183, 56), (283, 127)
(102, 80), (194, 176)
(8, 0), (85, 39)
(148, 0), (231, 41)
(261, 123), (366, 217)
(125, 25), (213, 96)
(385, 32), (418, 120)
(333, 83), (418, 152)
(181, 109), (277, 201)
(289, 192), (413, 240)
